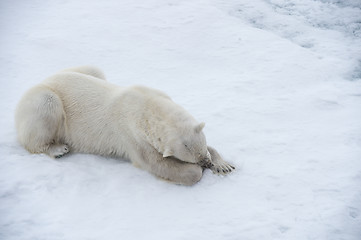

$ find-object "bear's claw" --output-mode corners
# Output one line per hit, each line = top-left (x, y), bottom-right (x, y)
(49, 144), (70, 158)
(211, 161), (235, 176)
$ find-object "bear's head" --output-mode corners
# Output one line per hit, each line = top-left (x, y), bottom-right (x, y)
(163, 122), (211, 164)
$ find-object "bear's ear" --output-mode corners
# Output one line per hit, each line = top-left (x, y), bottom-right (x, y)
(163, 149), (173, 158)
(194, 122), (205, 133)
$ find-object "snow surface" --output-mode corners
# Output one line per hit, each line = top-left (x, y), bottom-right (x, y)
(1, 0), (361, 239)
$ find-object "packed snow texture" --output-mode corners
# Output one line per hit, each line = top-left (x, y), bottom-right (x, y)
(1, 0), (361, 239)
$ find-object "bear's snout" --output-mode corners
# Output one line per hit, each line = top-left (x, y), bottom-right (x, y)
(199, 157), (214, 168)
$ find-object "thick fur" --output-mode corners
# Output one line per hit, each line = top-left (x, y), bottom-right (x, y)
(15, 66), (234, 185)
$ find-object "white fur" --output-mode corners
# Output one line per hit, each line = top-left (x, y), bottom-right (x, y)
(61, 65), (106, 80)
(15, 66), (234, 185)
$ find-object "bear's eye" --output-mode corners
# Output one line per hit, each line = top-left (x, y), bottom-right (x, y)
(184, 144), (189, 149)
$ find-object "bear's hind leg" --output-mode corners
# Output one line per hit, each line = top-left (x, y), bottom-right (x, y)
(15, 85), (69, 158)
(47, 144), (70, 158)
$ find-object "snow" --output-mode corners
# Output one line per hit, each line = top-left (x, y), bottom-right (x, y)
(1, 0), (361, 239)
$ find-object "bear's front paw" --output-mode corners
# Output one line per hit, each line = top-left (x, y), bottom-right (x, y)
(211, 161), (235, 175)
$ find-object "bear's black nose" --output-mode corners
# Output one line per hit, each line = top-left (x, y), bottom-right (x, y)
(199, 158), (214, 168)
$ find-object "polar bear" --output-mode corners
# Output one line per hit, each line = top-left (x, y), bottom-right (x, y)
(15, 66), (235, 185)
